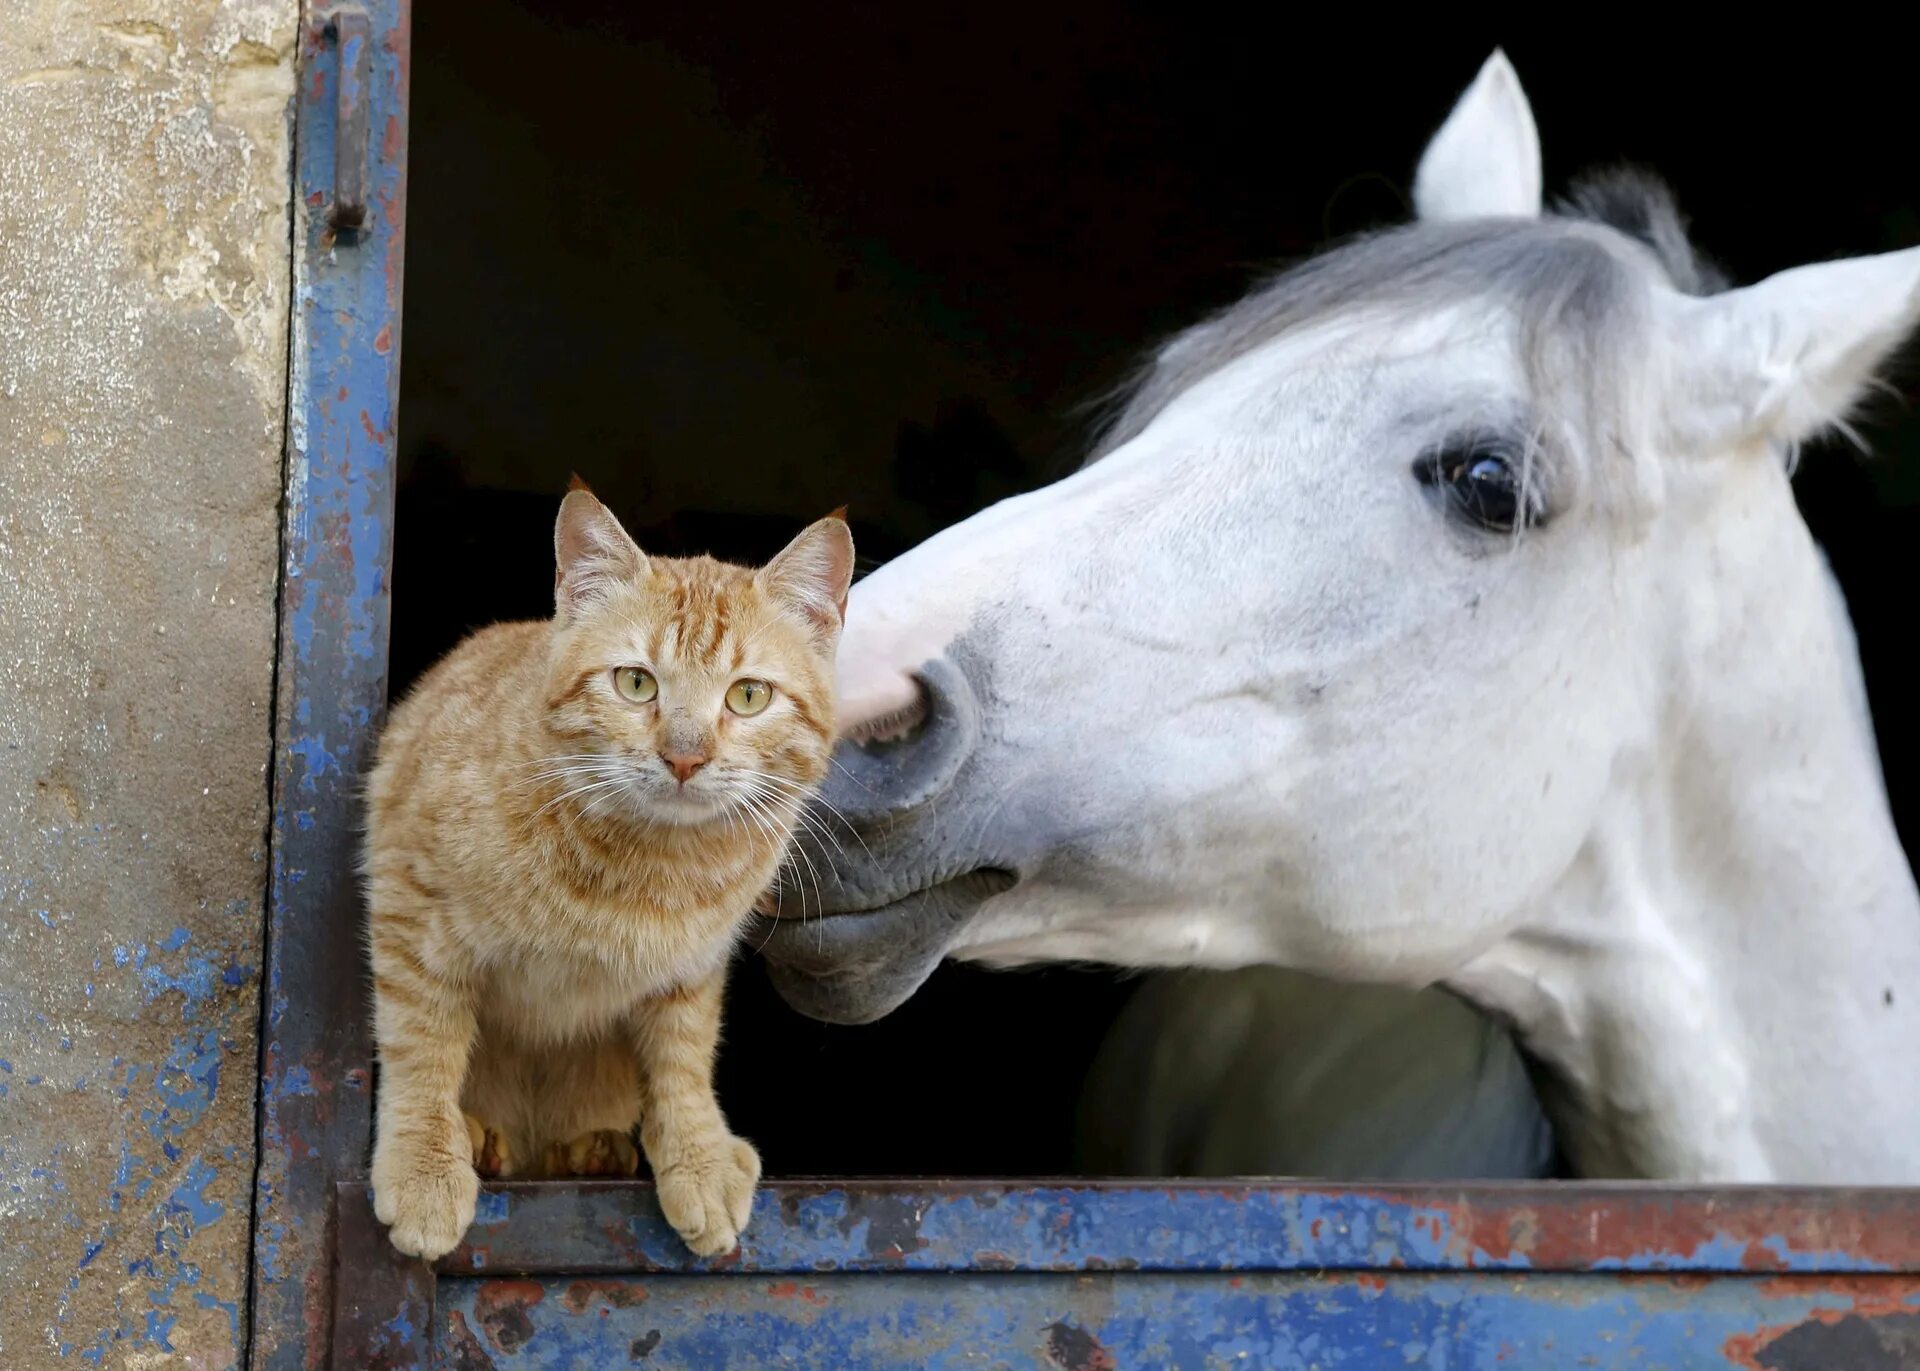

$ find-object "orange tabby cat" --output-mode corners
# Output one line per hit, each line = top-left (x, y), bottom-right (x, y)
(363, 483), (852, 1260)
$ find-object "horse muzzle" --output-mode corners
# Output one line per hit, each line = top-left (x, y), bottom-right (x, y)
(753, 652), (1022, 1023)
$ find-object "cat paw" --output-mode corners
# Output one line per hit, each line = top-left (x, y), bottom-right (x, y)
(372, 1134), (479, 1262)
(466, 1113), (512, 1179)
(544, 1127), (641, 1178)
(654, 1131), (761, 1258)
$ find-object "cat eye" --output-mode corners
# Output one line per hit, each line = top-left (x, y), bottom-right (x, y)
(612, 666), (658, 703)
(726, 679), (772, 717)
(1415, 441), (1539, 533)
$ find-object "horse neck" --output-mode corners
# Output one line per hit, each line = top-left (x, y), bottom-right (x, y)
(1457, 457), (1920, 1180)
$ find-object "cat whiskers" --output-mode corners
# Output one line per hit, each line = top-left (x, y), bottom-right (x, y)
(523, 758), (641, 818)
(737, 770), (872, 867)
(728, 779), (836, 939)
(735, 775), (846, 870)
(734, 793), (822, 947)
(512, 754), (624, 793)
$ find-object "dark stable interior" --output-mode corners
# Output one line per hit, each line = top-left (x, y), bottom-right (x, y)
(393, 4), (1920, 1176)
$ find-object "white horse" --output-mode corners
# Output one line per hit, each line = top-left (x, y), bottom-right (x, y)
(758, 52), (1920, 1182)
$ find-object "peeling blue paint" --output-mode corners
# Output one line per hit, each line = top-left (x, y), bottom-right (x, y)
(251, 8), (411, 1366)
(7, 911), (262, 1362)
(434, 1270), (1920, 1369)
(474, 1189), (510, 1226)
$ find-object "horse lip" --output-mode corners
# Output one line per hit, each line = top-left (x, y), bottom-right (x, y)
(759, 865), (1014, 922)
(752, 869), (1015, 1024)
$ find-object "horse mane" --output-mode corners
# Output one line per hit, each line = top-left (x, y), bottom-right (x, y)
(1089, 169), (1724, 465)
(1555, 168), (1727, 298)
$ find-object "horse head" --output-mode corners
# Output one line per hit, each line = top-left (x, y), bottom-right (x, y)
(758, 53), (1920, 1179)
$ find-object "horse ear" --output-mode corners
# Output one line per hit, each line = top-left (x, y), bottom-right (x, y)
(1413, 50), (1542, 222)
(1666, 246), (1920, 451)
(555, 485), (648, 622)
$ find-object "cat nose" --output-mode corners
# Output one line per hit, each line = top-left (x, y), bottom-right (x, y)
(660, 749), (710, 784)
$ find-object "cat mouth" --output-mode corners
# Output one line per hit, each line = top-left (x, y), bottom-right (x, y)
(750, 870), (1015, 1025)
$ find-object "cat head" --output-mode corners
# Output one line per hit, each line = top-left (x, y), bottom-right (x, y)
(542, 483), (854, 827)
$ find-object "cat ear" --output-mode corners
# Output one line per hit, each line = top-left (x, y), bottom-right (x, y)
(554, 480), (647, 622)
(759, 511), (854, 638)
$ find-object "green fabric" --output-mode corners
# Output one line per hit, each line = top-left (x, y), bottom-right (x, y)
(1075, 968), (1558, 1180)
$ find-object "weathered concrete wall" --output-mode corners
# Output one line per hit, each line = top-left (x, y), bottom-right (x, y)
(0, 2), (296, 1364)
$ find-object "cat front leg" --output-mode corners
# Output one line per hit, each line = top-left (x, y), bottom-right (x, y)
(633, 969), (761, 1257)
(369, 938), (481, 1261)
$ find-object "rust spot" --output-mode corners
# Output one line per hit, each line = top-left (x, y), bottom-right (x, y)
(444, 1311), (497, 1371)
(972, 1250), (1017, 1271)
(1044, 1321), (1117, 1371)
(385, 191), (404, 299)
(474, 1279), (545, 1354)
(373, 323), (393, 355)
(1727, 1313), (1920, 1370)
(384, 113), (403, 159)
(1353, 1273), (1387, 1292)
(561, 1279), (649, 1314)
(1362, 1189), (1920, 1271)
(768, 1281), (827, 1305)
(1723, 1278), (1920, 1370)
(360, 408), (383, 444)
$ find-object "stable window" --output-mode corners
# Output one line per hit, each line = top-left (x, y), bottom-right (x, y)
(254, 4), (1920, 1366)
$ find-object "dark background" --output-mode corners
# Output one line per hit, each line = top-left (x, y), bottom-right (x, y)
(393, 3), (1920, 1175)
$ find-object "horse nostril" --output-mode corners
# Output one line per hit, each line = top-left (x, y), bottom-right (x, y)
(844, 679), (931, 746)
(822, 656), (979, 826)
(661, 751), (708, 784)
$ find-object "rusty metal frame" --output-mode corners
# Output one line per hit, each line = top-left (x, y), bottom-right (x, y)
(330, 1178), (1920, 1366)
(251, 2), (411, 1367)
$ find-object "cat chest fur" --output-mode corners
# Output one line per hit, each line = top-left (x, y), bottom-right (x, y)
(474, 894), (747, 1044)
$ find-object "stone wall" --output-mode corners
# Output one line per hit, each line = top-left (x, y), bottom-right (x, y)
(0, 2), (295, 1363)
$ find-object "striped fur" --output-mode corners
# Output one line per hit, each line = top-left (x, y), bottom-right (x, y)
(364, 489), (851, 1259)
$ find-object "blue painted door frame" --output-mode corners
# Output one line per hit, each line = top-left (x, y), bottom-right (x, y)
(251, 2), (409, 1366)
(252, 5), (1920, 1366)
(328, 1180), (1920, 1367)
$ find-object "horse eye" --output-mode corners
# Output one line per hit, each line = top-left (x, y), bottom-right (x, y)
(1416, 446), (1534, 532)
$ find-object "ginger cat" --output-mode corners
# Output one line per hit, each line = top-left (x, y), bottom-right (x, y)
(364, 483), (852, 1260)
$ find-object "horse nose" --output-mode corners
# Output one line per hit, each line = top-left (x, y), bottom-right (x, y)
(660, 749), (709, 784)
(824, 655), (980, 825)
